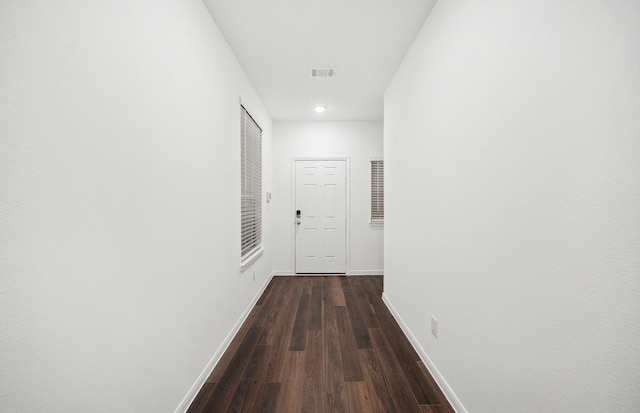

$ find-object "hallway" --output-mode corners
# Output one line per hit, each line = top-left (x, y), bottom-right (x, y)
(2, 1), (638, 411)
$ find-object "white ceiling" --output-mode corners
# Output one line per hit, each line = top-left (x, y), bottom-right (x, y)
(203, 0), (437, 121)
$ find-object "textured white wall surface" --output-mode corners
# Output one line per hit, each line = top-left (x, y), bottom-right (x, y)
(272, 121), (383, 275)
(384, 0), (640, 412)
(0, 0), (272, 411)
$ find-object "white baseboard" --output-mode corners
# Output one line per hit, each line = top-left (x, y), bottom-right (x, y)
(381, 293), (467, 413)
(271, 270), (384, 276)
(349, 269), (384, 276)
(174, 272), (275, 413)
(271, 270), (294, 276)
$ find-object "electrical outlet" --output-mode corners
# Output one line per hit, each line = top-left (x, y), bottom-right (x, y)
(431, 316), (438, 339)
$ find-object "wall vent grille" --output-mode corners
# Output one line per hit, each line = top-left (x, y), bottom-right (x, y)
(311, 68), (335, 78)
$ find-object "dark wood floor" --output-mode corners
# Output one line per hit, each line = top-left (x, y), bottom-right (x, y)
(187, 276), (454, 413)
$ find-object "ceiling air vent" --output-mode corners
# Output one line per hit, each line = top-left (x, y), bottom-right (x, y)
(311, 68), (335, 78)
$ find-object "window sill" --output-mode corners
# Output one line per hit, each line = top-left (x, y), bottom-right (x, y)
(240, 246), (264, 271)
(369, 221), (384, 227)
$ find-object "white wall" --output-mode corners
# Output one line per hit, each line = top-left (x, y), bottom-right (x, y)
(272, 121), (383, 275)
(0, 1), (272, 412)
(384, 0), (640, 412)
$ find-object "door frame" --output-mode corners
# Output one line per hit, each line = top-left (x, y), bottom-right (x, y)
(291, 157), (350, 275)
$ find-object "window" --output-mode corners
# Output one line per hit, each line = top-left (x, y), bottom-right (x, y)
(241, 106), (262, 262)
(370, 159), (384, 223)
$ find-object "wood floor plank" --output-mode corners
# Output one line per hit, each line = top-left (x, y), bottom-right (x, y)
(359, 276), (381, 297)
(369, 328), (423, 413)
(264, 281), (301, 382)
(335, 306), (364, 382)
(353, 281), (380, 328)
(289, 293), (310, 351)
(322, 276), (337, 324)
(346, 381), (376, 413)
(201, 326), (263, 412)
(324, 314), (348, 413)
(260, 277), (298, 345)
(254, 277), (285, 324)
(299, 275), (314, 295)
(187, 276), (454, 413)
(365, 282), (387, 319)
(358, 348), (398, 413)
(273, 351), (306, 412)
(309, 284), (323, 331)
(330, 276), (347, 306)
(340, 277), (373, 349)
(303, 330), (325, 413)
(226, 343), (268, 412)
(250, 382), (281, 413)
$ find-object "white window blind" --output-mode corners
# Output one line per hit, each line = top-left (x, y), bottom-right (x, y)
(241, 106), (262, 260)
(371, 160), (384, 222)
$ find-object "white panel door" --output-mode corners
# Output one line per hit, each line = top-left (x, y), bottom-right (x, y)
(295, 160), (346, 274)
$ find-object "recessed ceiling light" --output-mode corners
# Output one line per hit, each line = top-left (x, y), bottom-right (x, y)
(314, 106), (326, 113)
